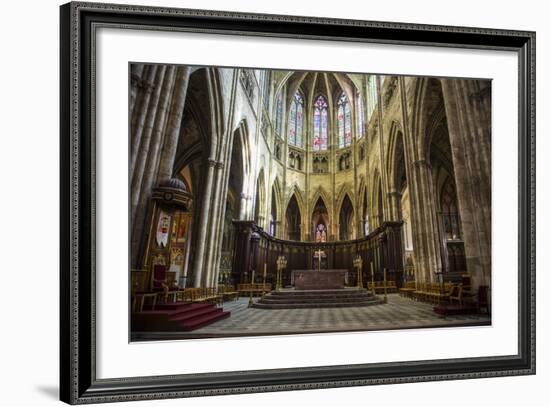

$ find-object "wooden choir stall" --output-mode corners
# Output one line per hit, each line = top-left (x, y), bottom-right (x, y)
(231, 220), (405, 290)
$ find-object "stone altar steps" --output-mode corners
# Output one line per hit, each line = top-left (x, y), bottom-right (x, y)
(132, 302), (230, 331)
(252, 288), (384, 309)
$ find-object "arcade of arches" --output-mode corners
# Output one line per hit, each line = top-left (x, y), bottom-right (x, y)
(130, 64), (492, 333)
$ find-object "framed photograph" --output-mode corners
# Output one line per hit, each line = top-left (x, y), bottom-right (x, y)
(60, 1), (535, 404)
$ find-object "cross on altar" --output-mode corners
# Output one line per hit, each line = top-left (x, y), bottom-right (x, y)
(353, 255), (363, 288)
(314, 249), (324, 272)
(275, 255), (287, 291)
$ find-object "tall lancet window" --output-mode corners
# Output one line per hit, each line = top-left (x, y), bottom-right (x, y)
(288, 91), (304, 147)
(366, 75), (378, 121)
(337, 93), (352, 148)
(313, 95), (328, 151)
(275, 92), (283, 136)
(356, 93), (365, 138)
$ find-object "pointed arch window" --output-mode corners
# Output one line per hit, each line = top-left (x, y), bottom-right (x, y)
(275, 92), (283, 136)
(337, 93), (352, 148)
(288, 91), (304, 147)
(313, 95), (328, 151)
(366, 75), (378, 121)
(262, 70), (271, 109)
(356, 93), (365, 138)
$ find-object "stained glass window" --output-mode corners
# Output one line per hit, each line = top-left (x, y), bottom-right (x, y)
(338, 93), (351, 148)
(345, 100), (351, 146)
(289, 99), (296, 145)
(296, 101), (303, 147)
(337, 104), (344, 148)
(321, 109), (328, 150)
(357, 93), (365, 138)
(366, 75), (378, 121)
(313, 95), (328, 151)
(288, 91), (303, 147)
(275, 92), (283, 136)
(262, 70), (271, 109)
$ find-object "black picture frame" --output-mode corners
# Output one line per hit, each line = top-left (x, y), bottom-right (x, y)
(60, 1), (536, 404)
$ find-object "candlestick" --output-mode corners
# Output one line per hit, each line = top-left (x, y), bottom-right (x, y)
(383, 267), (388, 303)
(370, 262), (375, 295)
(248, 269), (256, 308)
(262, 263), (267, 298)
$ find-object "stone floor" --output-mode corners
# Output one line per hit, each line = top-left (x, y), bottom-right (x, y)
(133, 294), (491, 341)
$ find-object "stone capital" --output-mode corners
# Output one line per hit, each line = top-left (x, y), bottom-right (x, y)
(414, 159), (431, 169)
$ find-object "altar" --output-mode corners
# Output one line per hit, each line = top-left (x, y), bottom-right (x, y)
(291, 269), (348, 290)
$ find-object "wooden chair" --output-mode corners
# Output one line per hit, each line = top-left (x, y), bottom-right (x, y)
(131, 269), (157, 312)
(219, 284), (239, 301)
(150, 264), (172, 304)
(387, 280), (397, 292)
(413, 283), (426, 302)
(449, 284), (463, 306)
(399, 281), (416, 298)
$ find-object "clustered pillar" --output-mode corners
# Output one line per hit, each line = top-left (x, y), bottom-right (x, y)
(129, 65), (191, 269)
(441, 79), (491, 290)
(398, 77), (442, 285)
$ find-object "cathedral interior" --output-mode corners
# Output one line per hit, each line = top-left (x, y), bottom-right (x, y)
(129, 64), (492, 339)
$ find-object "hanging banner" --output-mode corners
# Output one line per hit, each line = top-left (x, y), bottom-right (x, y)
(156, 211), (171, 248)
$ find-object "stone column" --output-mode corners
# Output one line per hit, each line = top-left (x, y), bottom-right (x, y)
(376, 76), (390, 223)
(257, 215), (265, 229)
(388, 190), (402, 221)
(205, 69), (239, 289)
(191, 159), (217, 287)
(204, 161), (226, 288)
(239, 193), (248, 220)
(409, 159), (442, 284)
(398, 77), (441, 284)
(130, 66), (177, 268)
(441, 79), (491, 290)
(130, 65), (157, 179)
(130, 64), (144, 116)
(358, 217), (364, 239)
(275, 220), (282, 239)
(209, 159), (234, 288)
(130, 65), (167, 224)
(157, 66), (192, 183)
